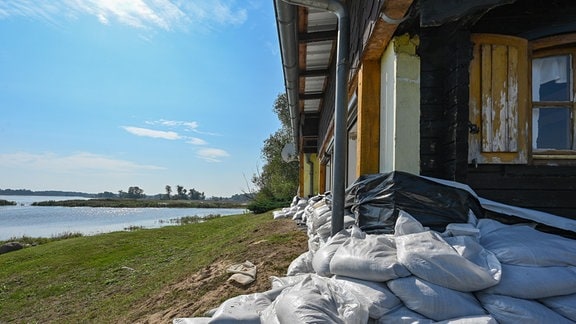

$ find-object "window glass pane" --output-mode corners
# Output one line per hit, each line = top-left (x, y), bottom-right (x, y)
(532, 55), (572, 101)
(532, 107), (572, 150)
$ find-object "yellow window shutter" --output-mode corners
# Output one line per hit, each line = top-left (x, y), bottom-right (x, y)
(469, 34), (528, 164)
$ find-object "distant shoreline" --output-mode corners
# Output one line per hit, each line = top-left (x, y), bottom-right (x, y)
(31, 198), (247, 209)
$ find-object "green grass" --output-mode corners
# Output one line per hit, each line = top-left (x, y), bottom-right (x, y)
(0, 212), (303, 323)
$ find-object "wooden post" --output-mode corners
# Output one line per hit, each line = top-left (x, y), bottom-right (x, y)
(357, 60), (381, 176)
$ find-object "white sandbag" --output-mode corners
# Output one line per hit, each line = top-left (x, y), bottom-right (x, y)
(477, 293), (574, 324)
(478, 219), (576, 266)
(173, 318), (212, 324)
(227, 273), (255, 286)
(286, 251), (314, 276)
(387, 277), (487, 321)
(482, 264), (576, 299)
(396, 231), (501, 291)
(435, 315), (497, 324)
(308, 204), (331, 233)
(292, 209), (305, 220)
(290, 196), (299, 207)
(259, 303), (280, 324)
(269, 274), (310, 289)
(312, 229), (350, 277)
(227, 261), (256, 278)
(208, 292), (272, 323)
(330, 227), (410, 282)
(443, 223), (480, 239)
(315, 220), (333, 242)
(539, 293), (576, 321)
(333, 275), (401, 319)
(394, 210), (428, 236)
(272, 274), (369, 324)
(307, 233), (325, 254)
(272, 210), (288, 219)
(377, 306), (433, 324)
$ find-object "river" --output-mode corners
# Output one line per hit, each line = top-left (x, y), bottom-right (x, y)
(0, 195), (247, 241)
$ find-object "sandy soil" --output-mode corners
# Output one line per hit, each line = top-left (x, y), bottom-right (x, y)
(131, 218), (308, 323)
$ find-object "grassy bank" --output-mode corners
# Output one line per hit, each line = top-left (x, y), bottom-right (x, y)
(0, 212), (307, 323)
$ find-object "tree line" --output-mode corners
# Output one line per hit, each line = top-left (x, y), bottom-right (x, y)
(110, 185), (205, 200)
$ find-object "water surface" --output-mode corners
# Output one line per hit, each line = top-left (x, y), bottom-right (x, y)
(0, 195), (246, 240)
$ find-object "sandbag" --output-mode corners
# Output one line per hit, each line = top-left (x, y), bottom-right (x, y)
(286, 251), (314, 276)
(173, 318), (212, 324)
(393, 210), (428, 236)
(376, 306), (433, 324)
(482, 264), (576, 299)
(478, 219), (576, 266)
(269, 274), (309, 289)
(477, 293), (574, 324)
(345, 171), (483, 233)
(208, 292), (272, 323)
(270, 274), (369, 324)
(396, 231), (501, 291)
(329, 227), (410, 282)
(387, 277), (487, 321)
(307, 204), (331, 234)
(435, 315), (497, 324)
(333, 275), (401, 319)
(539, 293), (576, 321)
(312, 229), (350, 277)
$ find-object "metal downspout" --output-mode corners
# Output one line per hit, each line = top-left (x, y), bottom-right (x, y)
(279, 0), (349, 236)
(274, 0), (300, 147)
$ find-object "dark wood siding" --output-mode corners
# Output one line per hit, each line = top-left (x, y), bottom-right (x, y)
(468, 165), (576, 219)
(419, 24), (472, 182)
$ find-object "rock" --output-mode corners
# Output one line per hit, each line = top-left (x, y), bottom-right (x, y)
(0, 242), (24, 254)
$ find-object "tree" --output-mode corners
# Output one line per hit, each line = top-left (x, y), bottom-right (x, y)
(127, 186), (145, 199)
(188, 188), (205, 200)
(165, 185), (172, 200)
(175, 185), (187, 199)
(250, 93), (299, 212)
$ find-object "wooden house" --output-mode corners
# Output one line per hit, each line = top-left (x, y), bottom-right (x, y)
(274, 0), (576, 220)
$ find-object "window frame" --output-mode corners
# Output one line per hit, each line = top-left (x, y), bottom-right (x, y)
(530, 37), (576, 159)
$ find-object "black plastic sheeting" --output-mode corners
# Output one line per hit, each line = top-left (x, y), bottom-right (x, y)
(345, 171), (484, 233)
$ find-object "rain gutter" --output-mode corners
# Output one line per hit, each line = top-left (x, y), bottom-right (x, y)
(273, 0), (300, 148)
(277, 0), (349, 235)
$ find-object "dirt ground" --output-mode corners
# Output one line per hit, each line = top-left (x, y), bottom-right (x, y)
(131, 218), (308, 323)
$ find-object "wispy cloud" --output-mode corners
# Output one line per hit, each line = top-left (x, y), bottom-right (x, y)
(196, 148), (230, 163)
(123, 121), (228, 162)
(146, 119), (220, 136)
(187, 137), (208, 145)
(121, 126), (181, 140)
(146, 119), (198, 131)
(0, 152), (164, 173)
(0, 0), (248, 32)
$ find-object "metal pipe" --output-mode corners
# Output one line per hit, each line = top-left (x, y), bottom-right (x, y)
(279, 0), (349, 235)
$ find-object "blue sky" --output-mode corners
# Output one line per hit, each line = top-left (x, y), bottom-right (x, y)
(0, 0), (285, 197)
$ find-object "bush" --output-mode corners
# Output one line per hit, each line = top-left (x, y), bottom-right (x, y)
(247, 196), (290, 214)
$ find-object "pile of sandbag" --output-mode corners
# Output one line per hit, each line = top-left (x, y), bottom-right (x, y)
(175, 172), (576, 324)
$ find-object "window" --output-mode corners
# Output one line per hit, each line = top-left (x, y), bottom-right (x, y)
(532, 53), (575, 153)
(469, 33), (576, 165)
